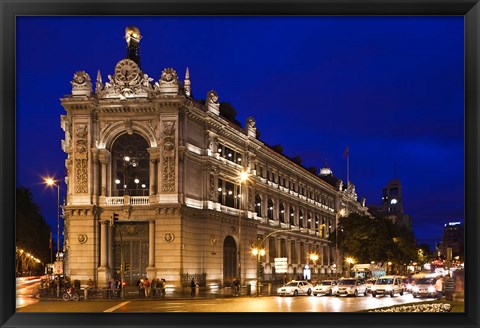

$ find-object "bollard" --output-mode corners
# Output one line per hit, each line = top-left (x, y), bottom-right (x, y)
(268, 283), (272, 295)
(84, 288), (88, 300)
(246, 284), (251, 295)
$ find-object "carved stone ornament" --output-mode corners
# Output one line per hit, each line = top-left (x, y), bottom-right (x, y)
(154, 68), (179, 94)
(210, 235), (218, 246)
(77, 233), (88, 244)
(96, 60), (153, 99)
(207, 90), (219, 104)
(71, 71), (92, 97)
(164, 232), (175, 243)
(75, 124), (88, 193)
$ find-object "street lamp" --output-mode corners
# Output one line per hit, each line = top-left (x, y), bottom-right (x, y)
(346, 257), (354, 277)
(238, 171), (249, 286)
(252, 246), (265, 296)
(44, 177), (61, 297)
(309, 253), (319, 282)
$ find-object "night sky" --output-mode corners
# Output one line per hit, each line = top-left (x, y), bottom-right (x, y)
(16, 16), (464, 252)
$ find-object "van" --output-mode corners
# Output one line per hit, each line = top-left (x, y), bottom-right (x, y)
(371, 275), (404, 297)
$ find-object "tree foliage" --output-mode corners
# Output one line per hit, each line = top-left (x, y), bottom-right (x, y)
(16, 187), (51, 264)
(330, 213), (418, 267)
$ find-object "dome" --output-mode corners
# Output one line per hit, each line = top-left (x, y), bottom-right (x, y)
(319, 166), (333, 176)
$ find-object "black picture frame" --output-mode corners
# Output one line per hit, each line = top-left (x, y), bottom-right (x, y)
(1, 1), (478, 327)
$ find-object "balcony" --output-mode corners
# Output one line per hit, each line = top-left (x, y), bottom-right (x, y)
(105, 196), (150, 206)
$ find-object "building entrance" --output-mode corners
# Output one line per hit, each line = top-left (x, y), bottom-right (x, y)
(223, 236), (237, 286)
(113, 223), (149, 286)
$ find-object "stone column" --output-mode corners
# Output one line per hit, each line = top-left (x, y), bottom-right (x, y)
(97, 220), (111, 287)
(91, 149), (99, 202)
(98, 149), (110, 201)
(149, 159), (156, 196)
(146, 220), (156, 279)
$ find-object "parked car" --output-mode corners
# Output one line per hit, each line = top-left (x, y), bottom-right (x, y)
(332, 278), (368, 297)
(277, 280), (313, 296)
(411, 278), (437, 298)
(312, 280), (337, 296)
(365, 278), (377, 294)
(371, 275), (404, 297)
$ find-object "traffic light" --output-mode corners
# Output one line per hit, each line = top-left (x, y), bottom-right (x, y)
(113, 212), (119, 223)
(124, 262), (130, 272)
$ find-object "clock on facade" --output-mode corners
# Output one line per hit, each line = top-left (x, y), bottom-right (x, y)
(390, 198), (398, 205)
(115, 59), (140, 83)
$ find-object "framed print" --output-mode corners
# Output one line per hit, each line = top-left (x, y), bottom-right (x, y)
(2, 1), (479, 328)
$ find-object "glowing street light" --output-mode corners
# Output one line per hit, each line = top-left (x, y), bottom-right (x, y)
(44, 177), (61, 298)
(346, 257), (354, 277)
(309, 253), (319, 281)
(252, 246), (266, 296)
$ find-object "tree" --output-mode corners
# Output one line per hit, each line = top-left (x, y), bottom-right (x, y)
(330, 213), (419, 273)
(16, 187), (51, 274)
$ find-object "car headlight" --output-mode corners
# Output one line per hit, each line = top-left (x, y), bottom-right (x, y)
(371, 286), (376, 291)
(333, 287), (338, 292)
(428, 286), (435, 293)
(412, 286), (419, 292)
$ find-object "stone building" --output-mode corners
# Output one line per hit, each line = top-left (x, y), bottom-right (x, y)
(60, 26), (369, 290)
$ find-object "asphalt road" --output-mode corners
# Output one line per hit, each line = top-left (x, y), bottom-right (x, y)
(17, 293), (434, 313)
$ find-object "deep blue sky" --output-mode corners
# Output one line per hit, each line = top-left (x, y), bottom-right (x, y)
(16, 16), (464, 251)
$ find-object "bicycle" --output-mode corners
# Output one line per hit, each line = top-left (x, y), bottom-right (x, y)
(62, 287), (80, 301)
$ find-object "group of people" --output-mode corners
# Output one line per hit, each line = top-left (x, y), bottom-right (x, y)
(136, 277), (167, 297)
(108, 278), (123, 298)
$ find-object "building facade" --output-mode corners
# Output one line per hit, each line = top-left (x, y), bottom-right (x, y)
(60, 27), (369, 290)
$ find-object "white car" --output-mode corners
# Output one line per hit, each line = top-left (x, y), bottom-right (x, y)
(277, 280), (313, 296)
(333, 278), (368, 297)
(371, 275), (404, 297)
(312, 280), (337, 296)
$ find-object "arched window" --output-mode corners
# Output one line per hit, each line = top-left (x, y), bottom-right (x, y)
(307, 213), (312, 229)
(255, 194), (262, 217)
(111, 133), (150, 196)
(299, 210), (304, 228)
(289, 206), (295, 226)
(267, 198), (274, 220)
(279, 203), (285, 223)
(315, 214), (319, 234)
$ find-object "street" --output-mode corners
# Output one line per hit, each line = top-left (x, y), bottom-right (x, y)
(17, 293), (434, 313)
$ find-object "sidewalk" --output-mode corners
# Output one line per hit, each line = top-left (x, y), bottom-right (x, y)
(40, 286), (274, 301)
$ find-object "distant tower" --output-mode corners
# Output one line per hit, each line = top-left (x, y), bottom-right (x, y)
(125, 26), (142, 66)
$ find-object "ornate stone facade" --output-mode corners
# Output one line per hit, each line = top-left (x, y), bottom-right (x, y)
(60, 26), (369, 290)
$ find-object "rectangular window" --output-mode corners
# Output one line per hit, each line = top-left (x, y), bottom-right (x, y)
(291, 241), (297, 262)
(300, 242), (306, 263)
(280, 239), (287, 257)
(269, 237), (276, 259)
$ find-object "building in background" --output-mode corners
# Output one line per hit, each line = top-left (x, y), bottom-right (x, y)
(60, 26), (370, 290)
(436, 221), (464, 262)
(368, 178), (411, 228)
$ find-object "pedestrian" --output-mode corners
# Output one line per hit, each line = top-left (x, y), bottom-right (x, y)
(137, 279), (144, 297)
(161, 278), (167, 297)
(435, 276), (444, 300)
(190, 278), (196, 297)
(144, 277), (151, 297)
(232, 277), (240, 296)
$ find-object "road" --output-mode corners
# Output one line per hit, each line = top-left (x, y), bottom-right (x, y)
(17, 293), (434, 313)
(16, 276), (41, 309)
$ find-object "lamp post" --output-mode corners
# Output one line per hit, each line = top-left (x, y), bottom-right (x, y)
(238, 171), (249, 286)
(309, 253), (319, 282)
(252, 246), (265, 296)
(44, 177), (61, 297)
(346, 257), (354, 277)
